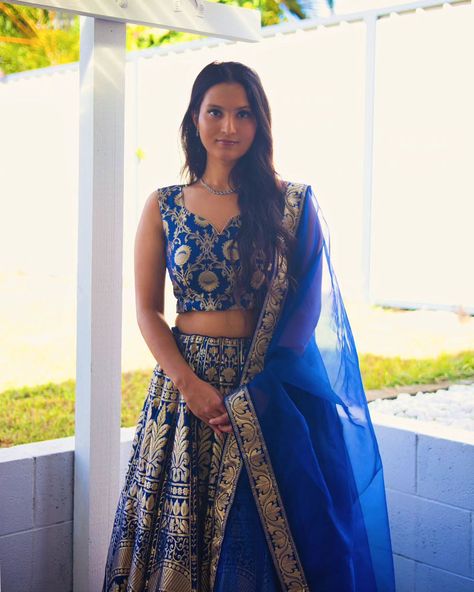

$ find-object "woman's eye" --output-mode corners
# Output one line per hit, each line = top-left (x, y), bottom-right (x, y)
(207, 109), (252, 118)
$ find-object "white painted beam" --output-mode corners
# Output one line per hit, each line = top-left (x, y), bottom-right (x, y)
(11, 0), (261, 42)
(254, 0), (467, 32)
(74, 16), (125, 591)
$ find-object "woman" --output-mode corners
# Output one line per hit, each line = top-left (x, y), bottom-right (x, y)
(103, 61), (395, 592)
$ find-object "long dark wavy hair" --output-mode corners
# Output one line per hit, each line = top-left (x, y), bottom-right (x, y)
(179, 61), (297, 311)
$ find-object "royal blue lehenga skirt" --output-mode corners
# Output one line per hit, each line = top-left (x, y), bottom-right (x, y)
(102, 327), (282, 592)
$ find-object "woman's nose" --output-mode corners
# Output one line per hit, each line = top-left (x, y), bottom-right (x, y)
(221, 114), (236, 134)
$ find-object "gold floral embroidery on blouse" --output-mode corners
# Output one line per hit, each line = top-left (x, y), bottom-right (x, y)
(157, 184), (266, 313)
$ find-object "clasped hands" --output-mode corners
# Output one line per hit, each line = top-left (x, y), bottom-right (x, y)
(181, 375), (232, 439)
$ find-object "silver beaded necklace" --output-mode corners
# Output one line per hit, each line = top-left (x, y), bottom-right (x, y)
(199, 177), (238, 196)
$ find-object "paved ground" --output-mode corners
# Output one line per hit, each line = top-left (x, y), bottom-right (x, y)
(0, 271), (472, 392)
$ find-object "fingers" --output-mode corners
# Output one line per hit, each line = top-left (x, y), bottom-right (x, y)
(208, 410), (233, 434)
(206, 413), (232, 437)
(196, 386), (233, 437)
(209, 418), (232, 435)
(208, 413), (228, 425)
(211, 424), (231, 437)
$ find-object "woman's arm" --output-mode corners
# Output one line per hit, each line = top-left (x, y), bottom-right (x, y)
(134, 190), (196, 391)
(134, 190), (231, 436)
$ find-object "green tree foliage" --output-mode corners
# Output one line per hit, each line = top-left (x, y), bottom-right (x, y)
(0, 1), (325, 75)
(216, 1), (304, 26)
(0, 3), (79, 74)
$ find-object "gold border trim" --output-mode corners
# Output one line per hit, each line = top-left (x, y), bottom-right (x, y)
(239, 181), (307, 385)
(210, 182), (308, 590)
(227, 386), (309, 592)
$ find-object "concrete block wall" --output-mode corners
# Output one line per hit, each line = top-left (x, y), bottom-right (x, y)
(0, 428), (135, 592)
(1, 417), (472, 591)
(372, 412), (474, 592)
(0, 437), (74, 592)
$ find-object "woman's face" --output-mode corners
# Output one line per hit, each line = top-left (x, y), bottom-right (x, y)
(194, 82), (257, 165)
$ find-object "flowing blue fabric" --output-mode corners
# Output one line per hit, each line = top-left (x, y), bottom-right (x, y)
(220, 185), (396, 591)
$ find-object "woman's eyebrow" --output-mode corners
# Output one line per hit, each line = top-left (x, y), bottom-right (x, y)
(206, 103), (251, 110)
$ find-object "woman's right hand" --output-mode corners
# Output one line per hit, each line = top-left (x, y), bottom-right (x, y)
(179, 376), (231, 439)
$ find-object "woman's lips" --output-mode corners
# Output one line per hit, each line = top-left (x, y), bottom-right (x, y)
(217, 139), (238, 146)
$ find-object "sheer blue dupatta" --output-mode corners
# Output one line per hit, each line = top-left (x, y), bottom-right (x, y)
(211, 183), (396, 592)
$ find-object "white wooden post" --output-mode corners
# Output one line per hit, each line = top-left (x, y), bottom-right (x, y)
(74, 16), (126, 590)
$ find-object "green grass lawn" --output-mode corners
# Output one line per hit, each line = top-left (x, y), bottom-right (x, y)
(1, 350), (473, 448)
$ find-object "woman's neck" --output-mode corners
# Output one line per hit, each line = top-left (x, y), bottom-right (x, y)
(201, 161), (235, 189)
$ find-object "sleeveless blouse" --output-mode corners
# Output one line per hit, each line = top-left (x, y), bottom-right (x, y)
(157, 184), (267, 313)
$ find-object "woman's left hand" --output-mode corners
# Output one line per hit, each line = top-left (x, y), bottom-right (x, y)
(208, 412), (232, 433)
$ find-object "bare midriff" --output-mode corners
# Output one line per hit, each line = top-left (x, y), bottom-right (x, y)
(175, 308), (258, 338)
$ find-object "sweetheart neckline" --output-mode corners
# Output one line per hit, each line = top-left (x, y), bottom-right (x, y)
(176, 184), (241, 236)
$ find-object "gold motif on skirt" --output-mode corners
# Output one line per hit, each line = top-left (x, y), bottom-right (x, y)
(103, 332), (251, 592)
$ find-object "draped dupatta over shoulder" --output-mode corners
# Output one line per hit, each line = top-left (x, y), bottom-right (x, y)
(211, 183), (396, 592)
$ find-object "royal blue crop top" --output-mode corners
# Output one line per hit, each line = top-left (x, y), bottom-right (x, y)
(157, 184), (267, 313)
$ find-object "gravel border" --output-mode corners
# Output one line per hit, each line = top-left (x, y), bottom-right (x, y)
(365, 376), (474, 402)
